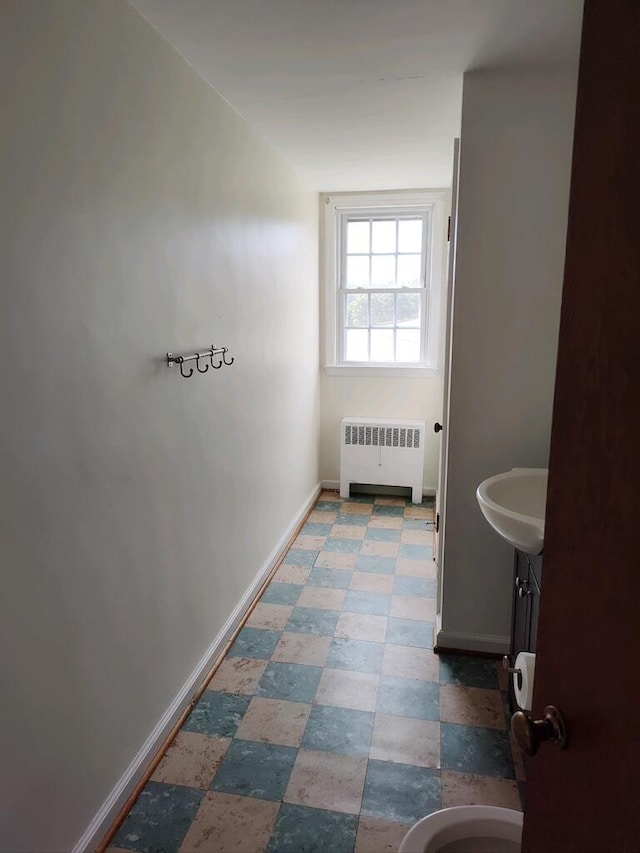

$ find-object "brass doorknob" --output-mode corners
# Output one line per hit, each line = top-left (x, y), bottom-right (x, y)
(511, 705), (568, 756)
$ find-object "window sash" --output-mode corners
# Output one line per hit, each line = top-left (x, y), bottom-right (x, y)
(341, 289), (426, 364)
(337, 210), (430, 366)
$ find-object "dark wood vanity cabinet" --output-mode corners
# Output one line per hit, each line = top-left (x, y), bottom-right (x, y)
(508, 549), (542, 711)
(511, 549), (542, 656)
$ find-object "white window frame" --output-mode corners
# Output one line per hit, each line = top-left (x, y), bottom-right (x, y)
(324, 190), (446, 377)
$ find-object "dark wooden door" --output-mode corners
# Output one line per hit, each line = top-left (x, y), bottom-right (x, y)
(522, 2), (640, 851)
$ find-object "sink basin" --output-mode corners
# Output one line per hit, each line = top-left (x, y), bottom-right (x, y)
(476, 468), (548, 554)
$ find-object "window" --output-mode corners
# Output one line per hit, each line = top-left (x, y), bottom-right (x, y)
(324, 191), (446, 375)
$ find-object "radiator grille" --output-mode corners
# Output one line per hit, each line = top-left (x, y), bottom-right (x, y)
(344, 424), (421, 449)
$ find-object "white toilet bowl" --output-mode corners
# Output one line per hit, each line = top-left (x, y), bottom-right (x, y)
(399, 805), (523, 853)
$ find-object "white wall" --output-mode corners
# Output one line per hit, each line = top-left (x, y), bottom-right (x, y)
(319, 376), (442, 489)
(438, 68), (578, 652)
(0, 2), (319, 850)
(318, 193), (450, 492)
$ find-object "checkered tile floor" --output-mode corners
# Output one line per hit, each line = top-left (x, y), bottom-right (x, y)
(108, 491), (524, 853)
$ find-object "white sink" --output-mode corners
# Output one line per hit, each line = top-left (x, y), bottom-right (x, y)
(476, 468), (548, 555)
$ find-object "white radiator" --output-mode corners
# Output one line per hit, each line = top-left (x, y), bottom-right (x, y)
(340, 417), (426, 504)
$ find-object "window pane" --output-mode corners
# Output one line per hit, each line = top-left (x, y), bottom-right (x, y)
(398, 219), (423, 253)
(370, 293), (395, 327)
(346, 255), (370, 288)
(370, 329), (394, 362)
(397, 254), (421, 287)
(396, 292), (421, 326)
(346, 293), (369, 327)
(347, 220), (370, 254)
(371, 255), (396, 287)
(345, 329), (368, 361)
(396, 329), (421, 362)
(371, 220), (396, 253)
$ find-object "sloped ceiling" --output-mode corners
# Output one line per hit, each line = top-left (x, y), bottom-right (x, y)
(130, 0), (583, 190)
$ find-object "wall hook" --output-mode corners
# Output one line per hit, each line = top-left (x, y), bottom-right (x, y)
(178, 357), (194, 378)
(167, 345), (232, 377)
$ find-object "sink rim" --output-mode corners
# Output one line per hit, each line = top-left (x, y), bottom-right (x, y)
(476, 467), (548, 554)
(476, 467), (548, 527)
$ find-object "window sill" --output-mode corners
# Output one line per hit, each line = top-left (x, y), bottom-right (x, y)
(324, 365), (439, 378)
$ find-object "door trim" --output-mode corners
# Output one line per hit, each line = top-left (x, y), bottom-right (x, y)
(435, 138), (461, 613)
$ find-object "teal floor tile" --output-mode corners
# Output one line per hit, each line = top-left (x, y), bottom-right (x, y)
(372, 504), (405, 516)
(266, 804), (358, 853)
(227, 627), (282, 660)
(362, 760), (441, 824)
(343, 589), (390, 616)
(336, 513), (370, 526)
(393, 576), (436, 597)
(301, 705), (374, 756)
(285, 606), (340, 636)
(355, 555), (396, 574)
(322, 537), (362, 553)
(439, 654), (500, 690)
(399, 543), (432, 560)
(315, 501), (342, 511)
(307, 567), (352, 589)
(301, 522), (332, 536)
(257, 661), (323, 702)
(441, 722), (515, 778)
(210, 740), (297, 800)
(261, 582), (302, 606)
(385, 617), (434, 648)
(283, 549), (318, 567)
(182, 691), (250, 738)
(376, 676), (439, 720)
(326, 638), (385, 674)
(111, 781), (204, 853)
(365, 527), (401, 542)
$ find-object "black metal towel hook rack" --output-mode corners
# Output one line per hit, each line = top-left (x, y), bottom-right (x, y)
(167, 344), (234, 378)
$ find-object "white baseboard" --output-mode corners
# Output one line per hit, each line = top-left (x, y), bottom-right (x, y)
(73, 480), (321, 853)
(435, 628), (510, 655)
(320, 479), (436, 496)
(320, 480), (340, 490)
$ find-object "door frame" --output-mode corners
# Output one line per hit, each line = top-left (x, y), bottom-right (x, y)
(434, 138), (460, 618)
